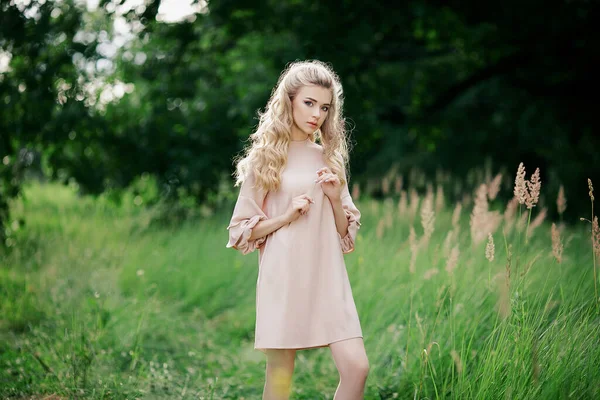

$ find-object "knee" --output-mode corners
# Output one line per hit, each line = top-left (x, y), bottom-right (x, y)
(358, 358), (370, 380)
(342, 357), (370, 382)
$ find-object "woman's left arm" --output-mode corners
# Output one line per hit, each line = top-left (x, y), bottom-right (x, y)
(316, 167), (361, 253)
(329, 197), (350, 237)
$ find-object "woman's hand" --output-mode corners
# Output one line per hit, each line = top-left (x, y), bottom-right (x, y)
(284, 194), (315, 223)
(316, 167), (342, 201)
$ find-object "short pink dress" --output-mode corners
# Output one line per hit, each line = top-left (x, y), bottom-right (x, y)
(226, 137), (363, 352)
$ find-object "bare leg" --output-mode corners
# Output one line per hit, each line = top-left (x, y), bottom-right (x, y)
(263, 349), (297, 400)
(330, 338), (370, 400)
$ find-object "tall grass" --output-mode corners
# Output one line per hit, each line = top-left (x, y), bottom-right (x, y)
(1, 168), (599, 399)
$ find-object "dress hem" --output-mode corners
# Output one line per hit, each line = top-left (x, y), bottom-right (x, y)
(254, 335), (364, 353)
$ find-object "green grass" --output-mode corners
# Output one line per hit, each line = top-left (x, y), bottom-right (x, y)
(1, 181), (599, 399)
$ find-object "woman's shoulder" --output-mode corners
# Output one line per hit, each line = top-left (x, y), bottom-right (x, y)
(307, 141), (324, 152)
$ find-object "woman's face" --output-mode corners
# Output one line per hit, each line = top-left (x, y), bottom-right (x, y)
(291, 85), (332, 135)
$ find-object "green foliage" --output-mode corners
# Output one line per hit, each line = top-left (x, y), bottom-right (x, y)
(2, 0), (600, 248)
(1, 180), (600, 398)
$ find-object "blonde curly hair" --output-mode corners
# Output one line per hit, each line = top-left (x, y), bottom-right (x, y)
(233, 59), (351, 192)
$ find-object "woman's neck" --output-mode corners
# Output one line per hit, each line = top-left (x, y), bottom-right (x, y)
(290, 125), (309, 141)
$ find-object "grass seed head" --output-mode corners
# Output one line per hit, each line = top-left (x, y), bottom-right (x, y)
(551, 222), (563, 263)
(421, 196), (435, 246)
(398, 190), (407, 216)
(352, 183), (360, 200)
(526, 168), (541, 209)
(486, 233), (495, 262)
(452, 202), (462, 230)
(445, 245), (460, 275)
(557, 185), (567, 215)
(514, 163), (527, 204)
(488, 173), (503, 201)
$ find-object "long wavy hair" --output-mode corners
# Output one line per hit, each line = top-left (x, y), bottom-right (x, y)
(233, 60), (351, 192)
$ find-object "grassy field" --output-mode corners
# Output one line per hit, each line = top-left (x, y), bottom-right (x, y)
(1, 178), (599, 399)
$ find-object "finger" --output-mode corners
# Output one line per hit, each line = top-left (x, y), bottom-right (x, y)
(320, 173), (335, 183)
(303, 194), (314, 203)
(315, 173), (330, 184)
(327, 175), (340, 184)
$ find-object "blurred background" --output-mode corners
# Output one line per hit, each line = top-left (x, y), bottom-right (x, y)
(2, 0), (600, 398)
(2, 0), (599, 234)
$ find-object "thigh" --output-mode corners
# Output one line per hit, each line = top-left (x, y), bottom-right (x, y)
(329, 338), (369, 375)
(265, 349), (297, 369)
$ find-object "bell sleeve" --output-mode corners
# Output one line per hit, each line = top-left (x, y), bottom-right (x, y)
(226, 171), (269, 255)
(337, 170), (362, 254)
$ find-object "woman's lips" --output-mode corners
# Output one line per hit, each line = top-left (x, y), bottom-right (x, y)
(308, 122), (317, 128)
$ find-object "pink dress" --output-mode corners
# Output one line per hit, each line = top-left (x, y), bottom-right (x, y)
(226, 137), (363, 352)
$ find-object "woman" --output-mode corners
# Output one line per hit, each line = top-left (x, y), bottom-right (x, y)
(226, 60), (369, 400)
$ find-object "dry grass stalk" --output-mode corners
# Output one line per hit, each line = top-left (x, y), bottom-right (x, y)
(385, 209), (393, 229)
(516, 211), (529, 232)
(370, 200), (379, 214)
(450, 350), (463, 375)
(398, 190), (407, 216)
(525, 168), (541, 209)
(504, 196), (518, 220)
(366, 177), (378, 196)
(409, 188), (420, 218)
(587, 179), (597, 306)
(521, 253), (541, 277)
(436, 168), (444, 184)
(452, 202), (462, 231)
(383, 198), (394, 228)
(453, 180), (463, 197)
(435, 185), (445, 212)
(488, 173), (503, 201)
(445, 245), (460, 275)
(382, 176), (390, 196)
(527, 207), (547, 239)
(395, 176), (403, 194)
(593, 216), (600, 259)
(470, 184), (489, 244)
(551, 222), (563, 263)
(352, 183), (360, 200)
(443, 230), (455, 257)
(498, 244), (512, 319)
(557, 185), (567, 215)
(504, 197), (519, 234)
(409, 226), (418, 274)
(514, 162), (527, 205)
(423, 268), (439, 280)
(426, 183), (434, 202)
(461, 193), (472, 208)
(470, 184), (501, 245)
(486, 233), (495, 262)
(420, 196), (435, 246)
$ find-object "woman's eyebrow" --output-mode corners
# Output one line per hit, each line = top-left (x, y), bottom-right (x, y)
(305, 97), (331, 106)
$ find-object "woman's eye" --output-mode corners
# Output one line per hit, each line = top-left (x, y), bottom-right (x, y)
(304, 101), (313, 106)
(322, 106), (329, 112)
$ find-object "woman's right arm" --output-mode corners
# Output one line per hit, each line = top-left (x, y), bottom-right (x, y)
(226, 168), (314, 254)
(249, 193), (314, 240)
(248, 214), (290, 241)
